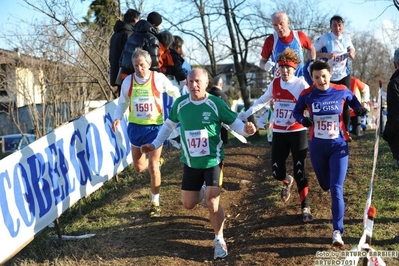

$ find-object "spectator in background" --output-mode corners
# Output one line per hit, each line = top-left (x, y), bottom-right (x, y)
(171, 35), (191, 94)
(111, 48), (180, 218)
(109, 9), (140, 96)
(158, 31), (187, 83)
(259, 11), (316, 79)
(119, 11), (163, 80)
(158, 30), (175, 73)
(313, 15), (355, 139)
(208, 76), (231, 145)
(349, 77), (370, 136)
(172, 35), (191, 76)
(383, 48), (399, 169)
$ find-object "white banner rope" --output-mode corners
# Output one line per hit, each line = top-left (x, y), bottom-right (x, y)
(363, 83), (382, 226)
(345, 81), (386, 266)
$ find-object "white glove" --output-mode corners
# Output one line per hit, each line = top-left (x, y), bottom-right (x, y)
(264, 61), (275, 72)
(238, 112), (247, 121)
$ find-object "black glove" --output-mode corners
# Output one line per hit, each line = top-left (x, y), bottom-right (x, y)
(356, 107), (368, 116)
(301, 117), (314, 127)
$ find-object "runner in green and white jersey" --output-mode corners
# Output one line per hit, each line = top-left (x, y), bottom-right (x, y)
(141, 68), (256, 260)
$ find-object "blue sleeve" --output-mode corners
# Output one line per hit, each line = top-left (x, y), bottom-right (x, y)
(344, 89), (362, 111)
(293, 95), (307, 123)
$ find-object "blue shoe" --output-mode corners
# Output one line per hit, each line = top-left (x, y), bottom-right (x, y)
(213, 240), (228, 259)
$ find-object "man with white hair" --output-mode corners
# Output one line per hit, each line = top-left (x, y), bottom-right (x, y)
(383, 48), (399, 169)
(259, 11), (316, 78)
(141, 68), (256, 259)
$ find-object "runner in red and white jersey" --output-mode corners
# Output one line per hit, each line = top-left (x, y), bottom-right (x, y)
(241, 48), (313, 223)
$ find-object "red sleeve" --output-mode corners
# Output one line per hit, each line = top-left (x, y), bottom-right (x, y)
(350, 78), (365, 93)
(260, 35), (274, 59)
(298, 31), (312, 49)
(350, 78), (356, 93)
(330, 83), (348, 91)
(299, 84), (316, 96)
(357, 79), (366, 92)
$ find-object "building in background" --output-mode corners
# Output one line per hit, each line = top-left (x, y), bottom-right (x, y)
(0, 48), (102, 136)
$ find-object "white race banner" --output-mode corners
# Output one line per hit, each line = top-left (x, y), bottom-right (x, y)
(0, 99), (132, 264)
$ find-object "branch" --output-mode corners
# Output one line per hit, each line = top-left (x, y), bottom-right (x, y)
(22, 0), (112, 101)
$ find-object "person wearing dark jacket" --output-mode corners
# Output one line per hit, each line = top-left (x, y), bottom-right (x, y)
(163, 48), (187, 82)
(109, 9), (140, 95)
(172, 35), (191, 78)
(208, 76), (231, 144)
(383, 48), (399, 169)
(119, 12), (162, 79)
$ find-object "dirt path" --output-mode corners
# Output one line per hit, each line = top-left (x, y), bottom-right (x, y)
(113, 142), (335, 265)
(8, 135), (399, 265)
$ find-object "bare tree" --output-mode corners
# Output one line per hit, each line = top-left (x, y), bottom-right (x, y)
(220, 0), (269, 113)
(4, 0), (391, 137)
(165, 0), (272, 118)
(0, 0), (120, 136)
(18, 0), (114, 101)
(166, 0), (331, 114)
(0, 0), (175, 137)
(351, 31), (393, 97)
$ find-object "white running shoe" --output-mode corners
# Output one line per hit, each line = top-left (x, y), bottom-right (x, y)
(213, 240), (228, 259)
(302, 207), (313, 223)
(332, 230), (344, 246)
(281, 175), (294, 202)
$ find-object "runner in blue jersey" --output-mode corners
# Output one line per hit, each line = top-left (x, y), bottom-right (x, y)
(292, 61), (368, 247)
(140, 68), (256, 260)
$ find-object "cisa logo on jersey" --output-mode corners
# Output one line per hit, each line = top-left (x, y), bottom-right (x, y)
(202, 112), (211, 124)
(312, 102), (321, 113)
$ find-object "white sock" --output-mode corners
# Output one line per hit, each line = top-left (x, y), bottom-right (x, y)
(152, 193), (159, 204)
